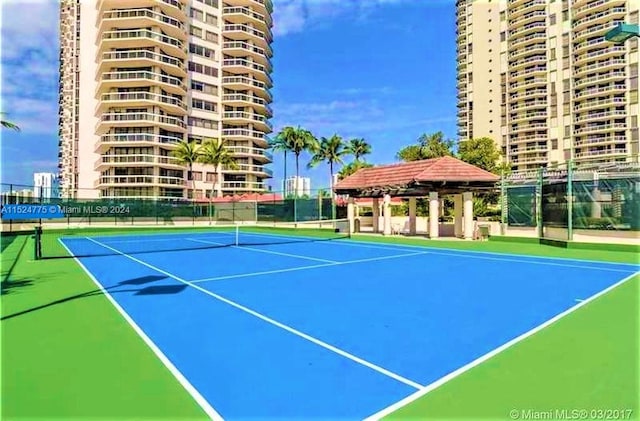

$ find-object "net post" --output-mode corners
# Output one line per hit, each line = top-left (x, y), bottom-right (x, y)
(34, 225), (42, 260)
(567, 159), (574, 241)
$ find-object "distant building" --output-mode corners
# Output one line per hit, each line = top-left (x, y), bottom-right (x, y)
(1, 189), (34, 204)
(33, 172), (60, 199)
(283, 176), (311, 197)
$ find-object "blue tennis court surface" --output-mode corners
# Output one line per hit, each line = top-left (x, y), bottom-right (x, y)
(60, 229), (639, 420)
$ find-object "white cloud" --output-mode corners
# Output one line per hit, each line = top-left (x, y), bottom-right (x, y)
(272, 0), (417, 36)
(0, 0), (60, 134)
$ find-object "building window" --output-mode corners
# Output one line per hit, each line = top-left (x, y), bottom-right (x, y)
(500, 31), (505, 42)
(188, 61), (219, 77)
(188, 117), (218, 130)
(549, 14), (556, 25)
(551, 139), (558, 150)
(191, 80), (218, 95)
(205, 14), (218, 26)
(550, 48), (556, 60)
(205, 31), (218, 43)
(196, 0), (218, 7)
(192, 171), (203, 181)
(189, 43), (215, 59)
(192, 98), (216, 112)
(190, 8), (204, 21)
(190, 25), (203, 38)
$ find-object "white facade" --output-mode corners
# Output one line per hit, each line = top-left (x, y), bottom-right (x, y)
(283, 176), (311, 197)
(33, 172), (60, 199)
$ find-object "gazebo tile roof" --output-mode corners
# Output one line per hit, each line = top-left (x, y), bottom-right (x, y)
(335, 156), (499, 190)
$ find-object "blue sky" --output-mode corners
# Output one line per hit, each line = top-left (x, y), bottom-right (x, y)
(0, 0), (457, 191)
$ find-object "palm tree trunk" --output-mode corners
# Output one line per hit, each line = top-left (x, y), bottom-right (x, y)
(294, 152), (300, 223)
(329, 161), (335, 220)
(283, 150), (287, 193)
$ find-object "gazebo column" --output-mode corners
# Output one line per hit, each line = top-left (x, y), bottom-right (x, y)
(383, 194), (392, 236)
(429, 192), (439, 238)
(454, 193), (463, 237)
(372, 197), (380, 232)
(408, 197), (417, 235)
(463, 191), (474, 240)
(347, 197), (355, 234)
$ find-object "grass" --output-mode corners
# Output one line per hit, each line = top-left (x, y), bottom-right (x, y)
(1, 227), (638, 420)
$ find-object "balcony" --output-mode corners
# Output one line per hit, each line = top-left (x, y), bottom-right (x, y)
(509, 65), (546, 81)
(221, 76), (271, 101)
(573, 21), (624, 42)
(510, 144), (548, 154)
(222, 41), (271, 67)
(574, 148), (628, 159)
(509, 77), (547, 91)
(574, 70), (626, 88)
(95, 154), (183, 170)
(221, 181), (267, 191)
(510, 122), (548, 133)
(574, 58), (626, 77)
(98, 0), (187, 21)
(226, 145), (273, 162)
(99, 8), (186, 41)
(222, 128), (267, 145)
(99, 91), (186, 115)
(509, 10), (547, 28)
(223, 6), (271, 32)
(574, 46), (626, 66)
(508, 21), (546, 38)
(223, 163), (273, 177)
(573, 37), (608, 55)
(509, 100), (548, 112)
(572, 7), (626, 32)
(574, 135), (627, 146)
(509, 32), (547, 49)
(97, 175), (186, 188)
(574, 109), (627, 123)
(224, 0), (272, 16)
(574, 84), (626, 100)
(508, 0), (546, 19)
(222, 58), (271, 84)
(573, 122), (627, 135)
(222, 94), (272, 116)
(510, 110), (547, 123)
(100, 50), (185, 77)
(97, 112), (186, 134)
(223, 24), (270, 48)
(510, 54), (546, 70)
(223, 111), (272, 132)
(510, 88), (547, 101)
(509, 43), (547, 61)
(99, 70), (186, 95)
(574, 96), (626, 112)
(100, 29), (186, 59)
(508, 134), (549, 144)
(96, 133), (183, 152)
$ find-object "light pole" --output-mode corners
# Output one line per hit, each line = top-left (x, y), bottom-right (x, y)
(604, 23), (640, 44)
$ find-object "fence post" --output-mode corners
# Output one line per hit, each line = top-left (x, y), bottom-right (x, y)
(567, 159), (574, 241)
(536, 166), (544, 239)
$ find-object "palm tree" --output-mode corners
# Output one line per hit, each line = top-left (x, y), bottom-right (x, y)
(197, 137), (238, 198)
(290, 127), (319, 195)
(269, 126), (297, 193)
(308, 134), (347, 219)
(171, 139), (201, 200)
(346, 138), (371, 162)
(1, 113), (20, 131)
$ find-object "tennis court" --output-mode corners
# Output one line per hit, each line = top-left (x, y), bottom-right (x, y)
(46, 223), (639, 420)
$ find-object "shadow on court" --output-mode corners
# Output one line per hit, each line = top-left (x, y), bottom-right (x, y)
(1, 274), (186, 321)
(1, 235), (33, 296)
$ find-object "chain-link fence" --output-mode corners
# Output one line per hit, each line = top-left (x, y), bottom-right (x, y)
(501, 160), (640, 240)
(1, 184), (341, 231)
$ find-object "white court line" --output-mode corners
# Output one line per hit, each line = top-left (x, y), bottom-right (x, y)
(84, 237), (425, 391)
(187, 237), (339, 264)
(364, 270), (640, 420)
(228, 231), (638, 273)
(91, 235), (233, 245)
(58, 238), (223, 421)
(190, 251), (432, 284)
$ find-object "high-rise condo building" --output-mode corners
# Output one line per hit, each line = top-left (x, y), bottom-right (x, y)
(58, 0), (274, 200)
(33, 172), (61, 199)
(456, 0), (639, 171)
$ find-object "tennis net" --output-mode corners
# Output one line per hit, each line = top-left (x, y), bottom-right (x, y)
(36, 219), (351, 260)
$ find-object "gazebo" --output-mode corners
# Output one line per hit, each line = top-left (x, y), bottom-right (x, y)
(333, 156), (500, 239)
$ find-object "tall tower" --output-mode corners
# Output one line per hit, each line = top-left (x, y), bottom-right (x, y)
(456, 0), (639, 172)
(58, 0), (274, 200)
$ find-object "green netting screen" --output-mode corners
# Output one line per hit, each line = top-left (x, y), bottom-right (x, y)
(506, 185), (537, 227)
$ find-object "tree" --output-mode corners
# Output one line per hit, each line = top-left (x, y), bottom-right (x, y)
(1, 113), (20, 131)
(308, 134), (348, 199)
(269, 126), (297, 192)
(396, 131), (454, 162)
(197, 137), (239, 198)
(171, 140), (201, 200)
(337, 161), (373, 180)
(457, 137), (501, 173)
(290, 127), (319, 195)
(346, 138), (371, 162)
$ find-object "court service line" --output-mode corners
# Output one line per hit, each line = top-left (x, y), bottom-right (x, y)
(58, 239), (223, 421)
(84, 237), (425, 391)
(364, 270), (640, 420)
(231, 232), (637, 273)
(190, 250), (433, 284)
(187, 237), (339, 264)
